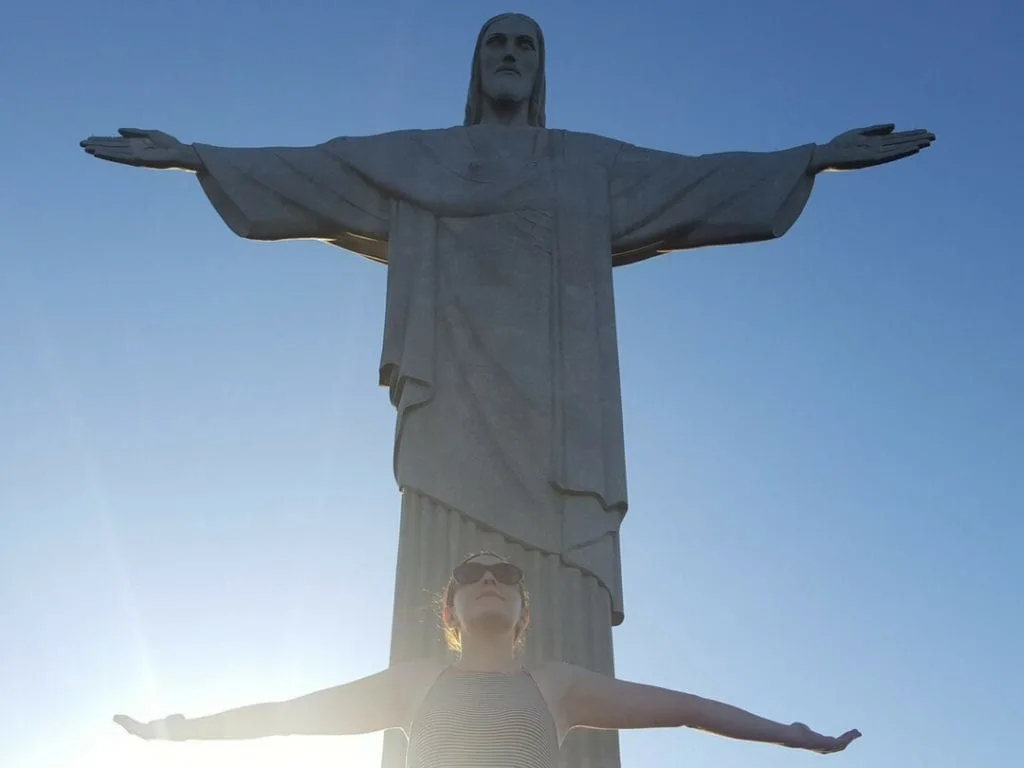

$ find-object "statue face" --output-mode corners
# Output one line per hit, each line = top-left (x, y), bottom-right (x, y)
(477, 15), (540, 108)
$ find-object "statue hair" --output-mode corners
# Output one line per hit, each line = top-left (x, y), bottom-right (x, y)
(464, 13), (547, 128)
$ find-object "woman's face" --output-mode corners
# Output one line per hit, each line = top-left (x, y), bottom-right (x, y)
(450, 554), (524, 639)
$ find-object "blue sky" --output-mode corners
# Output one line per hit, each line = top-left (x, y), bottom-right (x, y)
(1, 0), (1021, 766)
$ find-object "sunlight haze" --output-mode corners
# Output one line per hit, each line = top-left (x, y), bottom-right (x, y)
(1, 1), (1021, 767)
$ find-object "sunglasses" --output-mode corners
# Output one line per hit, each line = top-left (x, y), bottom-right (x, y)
(452, 561), (523, 586)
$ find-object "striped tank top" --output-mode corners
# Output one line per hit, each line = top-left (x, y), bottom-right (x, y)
(406, 666), (559, 768)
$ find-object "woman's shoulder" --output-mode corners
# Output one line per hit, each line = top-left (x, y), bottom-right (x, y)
(387, 659), (449, 706)
(526, 661), (581, 701)
(391, 657), (449, 685)
(386, 659), (450, 732)
(525, 662), (587, 740)
(529, 660), (580, 681)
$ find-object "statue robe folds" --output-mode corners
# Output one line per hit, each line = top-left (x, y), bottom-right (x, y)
(194, 126), (815, 624)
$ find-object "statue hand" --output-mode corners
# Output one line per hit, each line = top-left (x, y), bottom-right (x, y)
(812, 124), (934, 172)
(783, 722), (862, 754)
(80, 128), (201, 171)
(114, 713), (188, 741)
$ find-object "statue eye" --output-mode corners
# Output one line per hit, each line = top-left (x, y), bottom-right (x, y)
(486, 34), (506, 48)
(517, 36), (536, 51)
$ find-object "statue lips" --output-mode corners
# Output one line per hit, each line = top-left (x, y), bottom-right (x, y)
(495, 65), (520, 77)
(477, 589), (504, 600)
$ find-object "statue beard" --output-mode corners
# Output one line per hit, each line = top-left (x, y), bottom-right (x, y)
(486, 91), (529, 116)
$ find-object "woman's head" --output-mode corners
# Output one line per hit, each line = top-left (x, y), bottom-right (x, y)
(441, 551), (530, 652)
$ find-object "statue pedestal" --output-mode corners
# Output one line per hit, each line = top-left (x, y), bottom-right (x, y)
(382, 491), (622, 768)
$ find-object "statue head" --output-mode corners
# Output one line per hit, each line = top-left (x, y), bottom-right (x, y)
(440, 551), (531, 653)
(464, 13), (546, 127)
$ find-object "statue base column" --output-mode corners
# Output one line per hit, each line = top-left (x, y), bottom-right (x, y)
(382, 490), (622, 768)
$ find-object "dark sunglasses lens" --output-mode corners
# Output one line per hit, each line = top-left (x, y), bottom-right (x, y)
(453, 563), (484, 584)
(453, 562), (522, 585)
(492, 563), (522, 584)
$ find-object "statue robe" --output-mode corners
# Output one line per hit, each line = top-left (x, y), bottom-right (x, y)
(194, 125), (815, 624)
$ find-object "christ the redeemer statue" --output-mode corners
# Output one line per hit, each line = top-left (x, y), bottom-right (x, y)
(81, 12), (934, 768)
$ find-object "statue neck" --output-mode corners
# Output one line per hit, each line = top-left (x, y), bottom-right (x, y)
(478, 97), (531, 127)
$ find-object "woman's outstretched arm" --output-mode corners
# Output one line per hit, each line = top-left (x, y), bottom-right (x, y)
(551, 662), (860, 755)
(115, 659), (439, 741)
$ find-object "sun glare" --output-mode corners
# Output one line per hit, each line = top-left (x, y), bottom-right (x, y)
(73, 729), (385, 768)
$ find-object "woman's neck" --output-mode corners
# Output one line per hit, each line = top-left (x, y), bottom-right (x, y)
(455, 634), (519, 673)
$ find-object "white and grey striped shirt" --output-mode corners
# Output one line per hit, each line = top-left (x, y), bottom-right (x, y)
(406, 667), (559, 768)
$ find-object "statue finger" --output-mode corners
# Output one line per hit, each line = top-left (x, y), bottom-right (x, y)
(118, 127), (157, 138)
(879, 137), (919, 152)
(858, 123), (896, 136)
(89, 145), (132, 158)
(883, 143), (921, 155)
(879, 146), (921, 164)
(83, 138), (131, 150)
(89, 149), (142, 166)
(81, 136), (123, 147)
(882, 136), (932, 153)
(882, 129), (932, 145)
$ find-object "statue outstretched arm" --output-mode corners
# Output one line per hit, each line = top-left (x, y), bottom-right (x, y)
(81, 129), (390, 247)
(607, 122), (935, 264)
(608, 143), (817, 262)
(81, 129), (203, 172)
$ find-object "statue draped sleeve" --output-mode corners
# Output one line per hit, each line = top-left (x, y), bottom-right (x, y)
(192, 140), (392, 262)
(607, 142), (817, 265)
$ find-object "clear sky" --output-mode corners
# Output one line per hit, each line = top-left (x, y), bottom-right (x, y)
(1, 0), (1021, 766)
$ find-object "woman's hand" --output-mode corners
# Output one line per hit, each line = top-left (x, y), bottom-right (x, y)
(113, 713), (188, 740)
(783, 721), (862, 754)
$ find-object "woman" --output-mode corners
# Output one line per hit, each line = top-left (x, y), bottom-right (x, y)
(115, 552), (861, 765)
